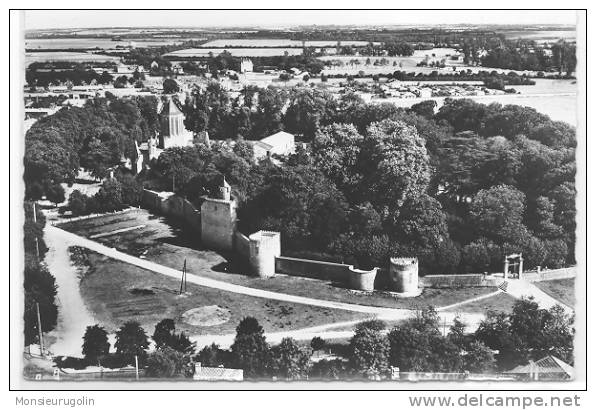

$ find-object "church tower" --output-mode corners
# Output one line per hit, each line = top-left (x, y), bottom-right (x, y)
(158, 96), (194, 149)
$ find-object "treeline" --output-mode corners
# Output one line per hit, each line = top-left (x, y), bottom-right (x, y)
(30, 85), (576, 275)
(168, 85), (576, 273)
(54, 299), (573, 380)
(26, 67), (114, 88)
(481, 40), (576, 74)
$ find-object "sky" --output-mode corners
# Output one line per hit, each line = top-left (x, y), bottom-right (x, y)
(24, 10), (578, 31)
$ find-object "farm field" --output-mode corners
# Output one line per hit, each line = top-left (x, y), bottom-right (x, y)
(534, 278), (575, 308)
(25, 51), (121, 64)
(165, 48), (304, 57)
(59, 209), (498, 310)
(71, 248), (370, 336)
(201, 39), (379, 48)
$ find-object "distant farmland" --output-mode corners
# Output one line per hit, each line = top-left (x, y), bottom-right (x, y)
(164, 47), (304, 57)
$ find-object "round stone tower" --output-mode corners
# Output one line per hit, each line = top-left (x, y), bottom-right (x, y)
(389, 257), (420, 296)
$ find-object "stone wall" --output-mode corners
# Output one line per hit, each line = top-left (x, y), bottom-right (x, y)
(142, 189), (201, 231)
(275, 256), (354, 283)
(200, 197), (237, 251)
(420, 273), (498, 288)
(521, 266), (576, 282)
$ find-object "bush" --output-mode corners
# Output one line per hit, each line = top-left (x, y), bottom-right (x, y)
(53, 356), (88, 370)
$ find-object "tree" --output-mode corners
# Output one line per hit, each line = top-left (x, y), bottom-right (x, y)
(310, 336), (326, 352)
(117, 173), (143, 206)
(360, 119), (430, 211)
(152, 319), (176, 349)
(152, 318), (196, 354)
(469, 185), (527, 245)
(463, 341), (496, 373)
(114, 321), (149, 364)
(67, 190), (89, 216)
(145, 347), (192, 378)
(408, 100), (437, 119)
(163, 78), (179, 94)
(95, 178), (125, 212)
(312, 123), (364, 197)
(230, 317), (271, 378)
(45, 183), (65, 206)
(270, 337), (312, 380)
(82, 325), (110, 365)
(24, 263), (58, 346)
(349, 320), (390, 379)
(197, 343), (232, 368)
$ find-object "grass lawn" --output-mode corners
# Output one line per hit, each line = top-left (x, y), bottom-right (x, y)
(442, 292), (518, 314)
(62, 209), (497, 311)
(534, 278), (575, 308)
(71, 248), (370, 336)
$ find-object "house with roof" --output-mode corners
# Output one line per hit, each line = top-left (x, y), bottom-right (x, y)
(505, 355), (574, 381)
(249, 131), (295, 161)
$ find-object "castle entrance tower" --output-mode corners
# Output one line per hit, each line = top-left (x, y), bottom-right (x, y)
(200, 177), (237, 251)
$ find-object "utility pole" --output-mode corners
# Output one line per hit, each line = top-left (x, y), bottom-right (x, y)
(32, 202), (40, 259)
(36, 302), (44, 358)
(135, 355), (139, 380)
(179, 259), (187, 294)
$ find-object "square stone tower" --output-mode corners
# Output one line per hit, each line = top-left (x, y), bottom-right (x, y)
(200, 178), (236, 251)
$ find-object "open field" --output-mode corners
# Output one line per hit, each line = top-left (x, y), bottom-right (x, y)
(72, 248), (370, 336)
(25, 51), (121, 64)
(534, 278), (575, 308)
(60, 209), (498, 310)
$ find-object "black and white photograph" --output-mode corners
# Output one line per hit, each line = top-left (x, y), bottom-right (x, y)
(8, 7), (588, 396)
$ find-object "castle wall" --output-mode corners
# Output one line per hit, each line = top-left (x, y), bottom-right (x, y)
(201, 198), (236, 251)
(348, 267), (378, 292)
(249, 231), (281, 278)
(275, 256), (353, 283)
(141, 189), (201, 231)
(420, 274), (497, 288)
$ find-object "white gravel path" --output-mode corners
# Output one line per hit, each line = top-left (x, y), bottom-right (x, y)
(44, 225), (96, 357)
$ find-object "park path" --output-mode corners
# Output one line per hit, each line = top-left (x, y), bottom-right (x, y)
(505, 279), (574, 315)
(43, 225), (487, 351)
(44, 225), (96, 357)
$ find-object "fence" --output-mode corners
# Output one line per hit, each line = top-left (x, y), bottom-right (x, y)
(521, 266), (576, 282)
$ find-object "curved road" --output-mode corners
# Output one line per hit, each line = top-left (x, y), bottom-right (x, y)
(47, 225), (543, 351)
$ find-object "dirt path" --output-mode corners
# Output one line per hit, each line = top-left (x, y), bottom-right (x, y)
(505, 279), (574, 315)
(44, 225), (96, 357)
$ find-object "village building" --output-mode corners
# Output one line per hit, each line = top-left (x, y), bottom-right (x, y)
(249, 131), (295, 161)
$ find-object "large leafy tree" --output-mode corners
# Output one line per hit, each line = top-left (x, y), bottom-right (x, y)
(270, 337), (312, 380)
(349, 320), (390, 379)
(82, 325), (110, 365)
(230, 317), (271, 379)
(359, 119), (430, 212)
(469, 184), (527, 245)
(114, 321), (150, 364)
